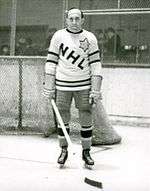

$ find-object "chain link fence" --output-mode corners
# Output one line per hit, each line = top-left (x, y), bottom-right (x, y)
(0, 57), (56, 134)
(84, 13), (150, 64)
(79, 0), (150, 64)
(0, 0), (150, 134)
(79, 0), (150, 9)
(0, 58), (19, 130)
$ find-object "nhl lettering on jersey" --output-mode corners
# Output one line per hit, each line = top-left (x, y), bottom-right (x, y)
(60, 43), (85, 70)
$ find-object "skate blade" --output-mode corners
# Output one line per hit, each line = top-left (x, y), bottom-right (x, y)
(57, 163), (65, 169)
(84, 163), (94, 170)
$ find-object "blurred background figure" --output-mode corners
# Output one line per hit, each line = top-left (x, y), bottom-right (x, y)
(24, 37), (39, 56)
(0, 45), (10, 55)
(97, 29), (107, 49)
(45, 28), (56, 50)
(105, 27), (121, 61)
(15, 37), (39, 56)
(96, 29), (107, 61)
(15, 37), (27, 55)
(39, 28), (56, 56)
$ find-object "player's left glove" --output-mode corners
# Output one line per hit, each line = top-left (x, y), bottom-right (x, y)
(89, 90), (102, 104)
(89, 75), (103, 105)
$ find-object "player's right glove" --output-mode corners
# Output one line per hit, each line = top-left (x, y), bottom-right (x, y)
(42, 73), (55, 100)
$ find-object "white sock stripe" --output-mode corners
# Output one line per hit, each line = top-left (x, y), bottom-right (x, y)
(58, 124), (69, 128)
(81, 127), (93, 131)
(58, 135), (66, 139)
(81, 137), (92, 141)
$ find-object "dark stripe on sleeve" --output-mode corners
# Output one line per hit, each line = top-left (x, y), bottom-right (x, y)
(89, 50), (100, 57)
(48, 51), (59, 57)
(89, 59), (101, 65)
(46, 60), (58, 64)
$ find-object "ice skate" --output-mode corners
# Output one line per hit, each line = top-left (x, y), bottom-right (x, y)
(82, 149), (94, 169)
(57, 147), (68, 168)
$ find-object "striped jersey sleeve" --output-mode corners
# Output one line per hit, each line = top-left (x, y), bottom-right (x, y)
(88, 33), (102, 76)
(45, 31), (60, 75)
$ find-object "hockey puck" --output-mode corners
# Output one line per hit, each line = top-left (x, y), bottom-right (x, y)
(84, 177), (103, 189)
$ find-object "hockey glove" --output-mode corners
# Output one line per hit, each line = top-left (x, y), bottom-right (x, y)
(43, 88), (55, 99)
(89, 90), (102, 104)
(43, 73), (55, 100)
(89, 75), (103, 104)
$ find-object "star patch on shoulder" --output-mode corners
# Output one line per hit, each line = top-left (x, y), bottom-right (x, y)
(79, 38), (90, 52)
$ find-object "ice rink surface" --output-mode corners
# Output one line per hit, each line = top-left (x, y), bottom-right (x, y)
(0, 125), (149, 191)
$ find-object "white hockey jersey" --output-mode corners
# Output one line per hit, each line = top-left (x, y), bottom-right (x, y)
(45, 28), (102, 91)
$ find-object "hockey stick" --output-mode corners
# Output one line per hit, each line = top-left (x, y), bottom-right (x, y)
(51, 99), (103, 189)
(51, 99), (73, 148)
(84, 177), (103, 189)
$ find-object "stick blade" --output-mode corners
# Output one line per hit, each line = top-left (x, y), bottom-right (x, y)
(84, 177), (103, 189)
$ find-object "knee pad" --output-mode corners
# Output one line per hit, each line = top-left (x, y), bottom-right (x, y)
(56, 90), (72, 110)
(74, 89), (91, 110)
(58, 109), (71, 125)
(56, 90), (72, 123)
(79, 110), (92, 127)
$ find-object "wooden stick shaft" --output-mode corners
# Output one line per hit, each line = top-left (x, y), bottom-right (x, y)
(51, 99), (73, 147)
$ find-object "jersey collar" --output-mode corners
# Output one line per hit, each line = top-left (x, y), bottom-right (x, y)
(66, 28), (83, 34)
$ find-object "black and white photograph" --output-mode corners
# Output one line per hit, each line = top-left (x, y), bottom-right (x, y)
(0, 0), (150, 190)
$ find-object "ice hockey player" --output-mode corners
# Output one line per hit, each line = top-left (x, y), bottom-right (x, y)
(43, 7), (103, 168)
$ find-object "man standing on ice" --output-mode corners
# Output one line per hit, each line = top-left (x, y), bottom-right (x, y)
(43, 8), (103, 167)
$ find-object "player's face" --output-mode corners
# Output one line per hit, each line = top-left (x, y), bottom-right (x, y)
(66, 14), (84, 33)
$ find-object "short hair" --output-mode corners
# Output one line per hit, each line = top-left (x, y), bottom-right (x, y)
(107, 27), (115, 33)
(66, 7), (84, 18)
